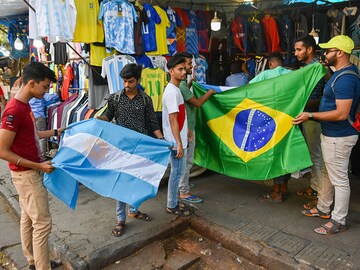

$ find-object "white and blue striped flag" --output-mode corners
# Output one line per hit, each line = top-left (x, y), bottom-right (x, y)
(196, 82), (236, 93)
(44, 119), (172, 209)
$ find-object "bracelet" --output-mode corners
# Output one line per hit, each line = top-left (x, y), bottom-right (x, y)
(54, 129), (58, 136)
(16, 158), (22, 166)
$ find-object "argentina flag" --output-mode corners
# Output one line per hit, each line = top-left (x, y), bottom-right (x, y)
(198, 83), (237, 93)
(44, 119), (172, 209)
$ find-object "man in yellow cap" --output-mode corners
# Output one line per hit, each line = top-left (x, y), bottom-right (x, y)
(293, 35), (360, 235)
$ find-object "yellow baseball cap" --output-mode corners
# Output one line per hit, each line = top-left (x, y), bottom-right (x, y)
(319, 35), (354, 54)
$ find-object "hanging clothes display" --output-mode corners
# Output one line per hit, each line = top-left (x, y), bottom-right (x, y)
(141, 67), (168, 112)
(142, 3), (161, 53)
(73, 0), (104, 43)
(101, 54), (136, 94)
(146, 6), (170, 56)
(30, 0), (77, 43)
(99, 0), (137, 54)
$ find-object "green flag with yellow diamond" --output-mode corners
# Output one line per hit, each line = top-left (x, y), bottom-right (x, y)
(193, 63), (327, 180)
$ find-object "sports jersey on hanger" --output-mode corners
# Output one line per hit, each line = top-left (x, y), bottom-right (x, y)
(101, 55), (136, 94)
(33, 0), (77, 43)
(134, 55), (154, 69)
(132, 1), (149, 55)
(142, 3), (161, 52)
(185, 9), (199, 56)
(73, 0), (104, 43)
(194, 57), (208, 84)
(141, 67), (168, 112)
(162, 6), (182, 56)
(99, 0), (137, 54)
(262, 14), (282, 53)
(173, 8), (190, 53)
(147, 6), (170, 56)
(149, 56), (168, 72)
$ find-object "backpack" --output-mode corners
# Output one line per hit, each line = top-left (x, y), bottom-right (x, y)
(114, 89), (148, 107)
(330, 69), (360, 132)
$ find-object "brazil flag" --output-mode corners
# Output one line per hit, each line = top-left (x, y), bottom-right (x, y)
(193, 63), (327, 180)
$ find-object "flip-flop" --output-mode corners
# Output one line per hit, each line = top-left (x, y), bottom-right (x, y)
(180, 195), (203, 203)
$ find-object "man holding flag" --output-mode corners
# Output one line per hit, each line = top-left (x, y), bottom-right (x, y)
(294, 35), (360, 235)
(0, 62), (64, 270)
(98, 63), (164, 237)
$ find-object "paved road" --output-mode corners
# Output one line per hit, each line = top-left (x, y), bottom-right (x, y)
(1, 159), (360, 269)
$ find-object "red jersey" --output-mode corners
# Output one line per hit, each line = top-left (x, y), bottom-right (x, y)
(1, 98), (41, 171)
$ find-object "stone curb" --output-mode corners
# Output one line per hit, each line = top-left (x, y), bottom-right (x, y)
(189, 216), (315, 270)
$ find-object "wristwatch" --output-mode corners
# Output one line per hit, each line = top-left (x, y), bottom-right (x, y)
(308, 113), (313, 120)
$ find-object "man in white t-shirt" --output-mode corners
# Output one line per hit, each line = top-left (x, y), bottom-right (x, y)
(162, 55), (193, 216)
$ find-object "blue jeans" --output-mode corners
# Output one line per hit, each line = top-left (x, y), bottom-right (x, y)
(179, 131), (195, 195)
(116, 201), (137, 222)
(167, 148), (187, 208)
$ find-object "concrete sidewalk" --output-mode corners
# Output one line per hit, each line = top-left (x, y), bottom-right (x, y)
(1, 159), (360, 270)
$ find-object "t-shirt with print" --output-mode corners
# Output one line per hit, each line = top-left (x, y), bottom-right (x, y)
(73, 0), (104, 43)
(185, 9), (199, 56)
(146, 6), (170, 56)
(1, 98), (40, 171)
(133, 2), (149, 55)
(162, 6), (182, 56)
(162, 83), (188, 149)
(141, 67), (167, 112)
(173, 8), (190, 53)
(179, 81), (196, 131)
(99, 0), (137, 54)
(142, 3), (161, 52)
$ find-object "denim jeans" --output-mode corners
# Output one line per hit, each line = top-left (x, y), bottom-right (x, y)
(302, 120), (323, 192)
(116, 201), (137, 222)
(167, 148), (187, 208)
(179, 131), (195, 195)
(317, 134), (358, 225)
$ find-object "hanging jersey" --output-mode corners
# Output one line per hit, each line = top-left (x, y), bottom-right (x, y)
(133, 2), (149, 55)
(162, 6), (182, 56)
(134, 55), (154, 69)
(73, 0), (104, 43)
(149, 56), (168, 72)
(62, 64), (74, 101)
(196, 10), (211, 53)
(141, 67), (168, 112)
(35, 0), (77, 43)
(101, 55), (136, 94)
(173, 8), (190, 53)
(185, 9), (199, 56)
(146, 6), (170, 56)
(142, 3), (161, 52)
(262, 15), (282, 53)
(194, 57), (208, 84)
(90, 44), (115, 67)
(99, 0), (137, 54)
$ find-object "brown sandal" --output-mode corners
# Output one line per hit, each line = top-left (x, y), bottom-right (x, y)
(111, 221), (125, 237)
(128, 211), (152, 221)
(303, 199), (318, 210)
(297, 187), (317, 198)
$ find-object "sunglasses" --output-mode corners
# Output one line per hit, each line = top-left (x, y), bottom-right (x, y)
(324, 49), (339, 55)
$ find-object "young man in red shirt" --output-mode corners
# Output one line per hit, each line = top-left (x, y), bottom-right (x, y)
(0, 62), (65, 270)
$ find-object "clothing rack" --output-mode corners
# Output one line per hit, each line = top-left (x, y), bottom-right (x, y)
(22, 0), (108, 85)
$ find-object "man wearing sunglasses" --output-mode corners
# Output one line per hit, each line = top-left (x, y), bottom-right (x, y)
(293, 35), (360, 235)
